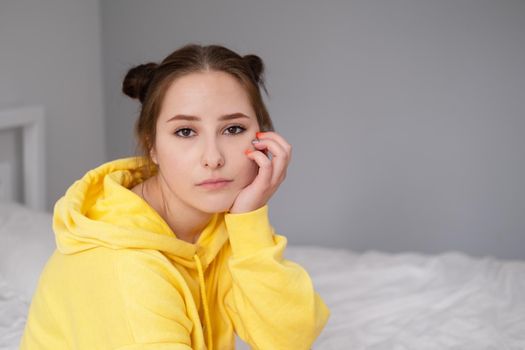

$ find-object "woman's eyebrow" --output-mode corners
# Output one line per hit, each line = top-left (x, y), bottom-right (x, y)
(219, 113), (250, 121)
(167, 115), (199, 122)
(167, 113), (250, 123)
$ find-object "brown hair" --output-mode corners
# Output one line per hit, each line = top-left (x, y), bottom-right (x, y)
(122, 44), (274, 170)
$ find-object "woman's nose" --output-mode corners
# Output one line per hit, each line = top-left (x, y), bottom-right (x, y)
(201, 139), (225, 169)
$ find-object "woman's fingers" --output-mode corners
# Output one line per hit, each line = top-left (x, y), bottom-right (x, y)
(232, 131), (291, 213)
(257, 132), (292, 154)
(254, 132), (292, 185)
(252, 138), (288, 185)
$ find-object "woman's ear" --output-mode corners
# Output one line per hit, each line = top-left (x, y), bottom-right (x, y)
(150, 147), (158, 165)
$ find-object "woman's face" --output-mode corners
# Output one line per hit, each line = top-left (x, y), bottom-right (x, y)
(151, 70), (260, 214)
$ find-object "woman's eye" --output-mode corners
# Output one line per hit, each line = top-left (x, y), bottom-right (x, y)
(224, 125), (246, 135)
(174, 128), (196, 137)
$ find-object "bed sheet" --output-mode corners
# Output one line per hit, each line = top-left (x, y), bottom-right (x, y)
(0, 278), (28, 350)
(286, 246), (525, 350)
(0, 201), (55, 301)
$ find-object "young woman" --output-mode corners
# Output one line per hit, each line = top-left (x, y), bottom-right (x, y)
(21, 44), (329, 350)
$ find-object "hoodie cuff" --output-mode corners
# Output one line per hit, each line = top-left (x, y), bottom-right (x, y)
(225, 205), (275, 257)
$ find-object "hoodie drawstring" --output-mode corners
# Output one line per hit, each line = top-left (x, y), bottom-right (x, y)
(193, 254), (213, 350)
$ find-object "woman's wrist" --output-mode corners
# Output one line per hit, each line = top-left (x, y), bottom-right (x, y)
(225, 205), (275, 256)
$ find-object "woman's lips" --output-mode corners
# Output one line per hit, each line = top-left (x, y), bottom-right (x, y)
(197, 178), (233, 190)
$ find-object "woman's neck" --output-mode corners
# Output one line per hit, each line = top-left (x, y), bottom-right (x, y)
(141, 175), (212, 244)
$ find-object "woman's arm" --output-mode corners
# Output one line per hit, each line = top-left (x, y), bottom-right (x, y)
(224, 131), (329, 348)
(224, 206), (330, 350)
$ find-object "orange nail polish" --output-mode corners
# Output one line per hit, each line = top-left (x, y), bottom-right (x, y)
(256, 132), (264, 138)
(244, 149), (253, 155)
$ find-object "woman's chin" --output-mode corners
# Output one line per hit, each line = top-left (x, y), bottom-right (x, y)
(196, 196), (237, 214)
(201, 204), (232, 214)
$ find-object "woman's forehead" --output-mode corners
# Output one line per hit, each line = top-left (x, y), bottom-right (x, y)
(159, 71), (255, 121)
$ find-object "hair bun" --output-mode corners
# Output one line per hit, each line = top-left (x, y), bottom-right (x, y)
(243, 54), (265, 84)
(122, 62), (158, 102)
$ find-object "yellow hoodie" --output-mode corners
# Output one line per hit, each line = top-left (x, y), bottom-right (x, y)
(21, 158), (330, 350)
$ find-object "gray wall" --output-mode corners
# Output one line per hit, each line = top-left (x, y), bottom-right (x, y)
(102, 0), (525, 260)
(0, 0), (106, 211)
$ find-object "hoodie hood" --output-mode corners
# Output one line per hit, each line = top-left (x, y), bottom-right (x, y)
(53, 157), (229, 270)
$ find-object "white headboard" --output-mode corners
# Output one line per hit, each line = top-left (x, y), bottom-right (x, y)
(0, 106), (46, 211)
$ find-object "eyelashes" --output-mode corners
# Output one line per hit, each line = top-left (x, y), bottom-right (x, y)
(224, 125), (246, 135)
(174, 128), (196, 138)
(174, 124), (247, 138)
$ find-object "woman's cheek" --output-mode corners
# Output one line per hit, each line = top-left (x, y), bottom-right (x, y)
(239, 157), (259, 188)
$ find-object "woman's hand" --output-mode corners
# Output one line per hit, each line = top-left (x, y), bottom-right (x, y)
(228, 131), (292, 214)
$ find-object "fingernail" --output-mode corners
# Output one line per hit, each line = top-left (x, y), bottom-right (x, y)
(256, 132), (264, 138)
(244, 149), (253, 155)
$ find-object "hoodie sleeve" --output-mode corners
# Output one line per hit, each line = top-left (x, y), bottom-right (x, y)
(224, 205), (330, 350)
(114, 251), (195, 350)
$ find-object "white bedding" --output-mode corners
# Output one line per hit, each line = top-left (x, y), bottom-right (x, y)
(285, 247), (525, 350)
(0, 201), (54, 350)
(0, 279), (28, 350)
(0, 201), (55, 302)
(1, 202), (525, 350)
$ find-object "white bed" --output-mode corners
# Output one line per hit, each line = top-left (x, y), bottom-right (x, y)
(0, 201), (55, 350)
(1, 107), (525, 349)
